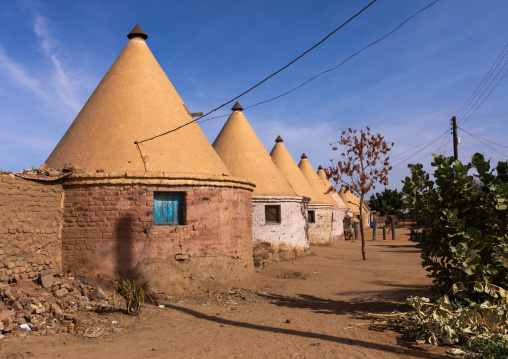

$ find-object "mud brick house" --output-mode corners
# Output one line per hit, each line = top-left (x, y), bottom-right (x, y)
(298, 154), (344, 244)
(269, 137), (334, 245)
(213, 104), (309, 266)
(316, 165), (351, 239)
(339, 187), (371, 228)
(0, 25), (256, 293)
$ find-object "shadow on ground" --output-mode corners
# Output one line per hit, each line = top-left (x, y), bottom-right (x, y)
(255, 287), (429, 316)
(162, 303), (455, 359)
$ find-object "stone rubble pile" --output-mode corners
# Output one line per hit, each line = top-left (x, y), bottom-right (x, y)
(0, 271), (111, 337)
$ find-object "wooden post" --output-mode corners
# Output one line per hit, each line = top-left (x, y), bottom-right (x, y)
(383, 227), (386, 240)
(391, 218), (396, 241)
(452, 116), (458, 161)
(354, 222), (359, 241)
(372, 216), (377, 241)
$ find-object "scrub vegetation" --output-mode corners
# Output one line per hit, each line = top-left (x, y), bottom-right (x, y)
(369, 153), (508, 357)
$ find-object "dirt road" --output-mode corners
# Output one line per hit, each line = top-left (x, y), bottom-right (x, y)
(1, 229), (455, 358)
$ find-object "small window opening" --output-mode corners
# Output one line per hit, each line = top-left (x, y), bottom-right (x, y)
(153, 192), (185, 225)
(308, 210), (316, 223)
(265, 205), (281, 224)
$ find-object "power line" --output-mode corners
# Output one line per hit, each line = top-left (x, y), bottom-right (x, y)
(460, 139), (492, 150)
(435, 132), (452, 156)
(459, 129), (508, 149)
(456, 42), (508, 120)
(459, 126), (508, 151)
(245, 0), (441, 110)
(136, 0), (378, 144)
(459, 63), (508, 126)
(459, 127), (508, 157)
(391, 130), (448, 168)
(390, 149), (437, 175)
(390, 128), (448, 159)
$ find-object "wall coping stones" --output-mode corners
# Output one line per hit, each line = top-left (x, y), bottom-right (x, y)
(62, 172), (256, 191)
(308, 203), (333, 209)
(252, 195), (311, 204)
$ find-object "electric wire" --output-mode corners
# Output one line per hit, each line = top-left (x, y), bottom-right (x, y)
(390, 128), (448, 159)
(432, 132), (449, 157)
(459, 63), (508, 126)
(456, 42), (508, 120)
(459, 128), (508, 157)
(434, 131), (451, 156)
(244, 0), (441, 111)
(460, 139), (492, 150)
(391, 130), (448, 169)
(458, 127), (508, 149)
(458, 127), (508, 156)
(390, 147), (439, 175)
(137, 0), (442, 145)
(135, 0), (378, 144)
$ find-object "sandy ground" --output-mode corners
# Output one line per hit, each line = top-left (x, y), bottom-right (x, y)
(1, 228), (456, 358)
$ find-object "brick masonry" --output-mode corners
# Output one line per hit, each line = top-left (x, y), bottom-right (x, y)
(0, 172), (64, 283)
(252, 196), (309, 267)
(61, 184), (253, 293)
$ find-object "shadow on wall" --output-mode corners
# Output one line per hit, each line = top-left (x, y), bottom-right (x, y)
(115, 214), (135, 278)
(300, 203), (309, 245)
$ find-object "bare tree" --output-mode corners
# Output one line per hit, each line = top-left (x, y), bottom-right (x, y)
(326, 127), (393, 260)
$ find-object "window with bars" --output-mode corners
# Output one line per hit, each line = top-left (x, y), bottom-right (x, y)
(153, 193), (184, 225)
(265, 205), (281, 224)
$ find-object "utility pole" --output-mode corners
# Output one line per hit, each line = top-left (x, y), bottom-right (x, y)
(452, 116), (458, 161)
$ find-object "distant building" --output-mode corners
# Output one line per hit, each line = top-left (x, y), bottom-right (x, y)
(298, 154), (338, 244)
(270, 137), (333, 245)
(213, 104), (309, 267)
(316, 166), (351, 239)
(338, 187), (371, 228)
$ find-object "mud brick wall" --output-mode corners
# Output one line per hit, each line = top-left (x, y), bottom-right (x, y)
(308, 206), (332, 245)
(61, 184), (253, 293)
(0, 172), (64, 283)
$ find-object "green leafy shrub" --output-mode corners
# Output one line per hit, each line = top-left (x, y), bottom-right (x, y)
(402, 154), (508, 298)
(471, 336), (508, 359)
(111, 277), (152, 314)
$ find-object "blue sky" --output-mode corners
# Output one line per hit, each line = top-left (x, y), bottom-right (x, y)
(1, 0), (507, 195)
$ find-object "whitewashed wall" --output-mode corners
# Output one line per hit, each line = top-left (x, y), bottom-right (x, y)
(308, 204), (333, 245)
(331, 208), (347, 240)
(252, 196), (309, 250)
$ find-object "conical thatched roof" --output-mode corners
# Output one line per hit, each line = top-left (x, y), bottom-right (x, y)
(338, 187), (370, 215)
(298, 155), (340, 207)
(212, 107), (297, 196)
(45, 25), (230, 176)
(316, 166), (347, 208)
(269, 137), (326, 204)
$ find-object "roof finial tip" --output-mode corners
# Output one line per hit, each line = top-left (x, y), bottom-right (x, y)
(301, 153), (307, 159)
(275, 135), (283, 143)
(231, 101), (243, 111)
(127, 24), (148, 40)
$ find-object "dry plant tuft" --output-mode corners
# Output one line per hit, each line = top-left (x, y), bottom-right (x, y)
(111, 277), (152, 315)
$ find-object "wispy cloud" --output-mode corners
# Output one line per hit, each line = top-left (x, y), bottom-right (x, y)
(31, 12), (82, 113)
(0, 0), (97, 170)
(0, 45), (47, 100)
